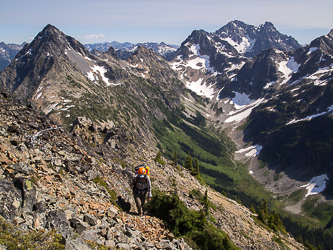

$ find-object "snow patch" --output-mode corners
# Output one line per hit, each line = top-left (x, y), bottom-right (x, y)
(306, 67), (332, 86)
(222, 36), (256, 54)
(35, 92), (42, 100)
(25, 49), (32, 55)
(44, 103), (59, 115)
(87, 65), (122, 86)
(279, 57), (300, 85)
(225, 62), (246, 74)
(264, 81), (275, 89)
(33, 86), (44, 100)
(185, 78), (217, 99)
(84, 56), (95, 62)
(301, 174), (329, 197)
(307, 47), (318, 55)
(235, 145), (263, 157)
(225, 98), (265, 124)
(87, 71), (98, 84)
(171, 44), (215, 73)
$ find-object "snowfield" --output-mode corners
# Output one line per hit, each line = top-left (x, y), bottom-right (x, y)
(235, 144), (263, 157)
(185, 78), (217, 99)
(33, 85), (44, 100)
(301, 174), (329, 197)
(225, 97), (265, 124)
(221, 36), (256, 54)
(171, 44), (215, 73)
(279, 57), (300, 85)
(87, 65), (122, 86)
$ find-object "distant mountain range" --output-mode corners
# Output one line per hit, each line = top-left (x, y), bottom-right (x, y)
(1, 21), (333, 247)
(85, 41), (179, 60)
(0, 42), (24, 72)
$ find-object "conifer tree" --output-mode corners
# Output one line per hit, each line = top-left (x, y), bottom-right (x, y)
(192, 158), (199, 175)
(173, 151), (177, 168)
(185, 153), (193, 171)
(203, 189), (210, 216)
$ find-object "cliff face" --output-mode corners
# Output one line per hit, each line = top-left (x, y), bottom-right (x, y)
(0, 88), (304, 249)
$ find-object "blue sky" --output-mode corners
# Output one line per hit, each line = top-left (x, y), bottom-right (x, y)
(1, 0), (332, 46)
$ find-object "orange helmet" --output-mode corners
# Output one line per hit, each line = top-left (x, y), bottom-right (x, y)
(138, 167), (146, 175)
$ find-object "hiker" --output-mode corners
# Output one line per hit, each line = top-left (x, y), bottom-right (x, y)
(130, 166), (152, 215)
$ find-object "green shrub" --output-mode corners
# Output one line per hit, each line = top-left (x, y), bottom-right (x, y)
(0, 216), (65, 250)
(153, 151), (166, 166)
(257, 199), (285, 233)
(194, 175), (206, 186)
(85, 240), (108, 250)
(146, 190), (237, 250)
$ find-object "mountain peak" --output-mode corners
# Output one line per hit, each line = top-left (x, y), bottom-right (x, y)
(42, 24), (59, 32)
(132, 45), (151, 55)
(38, 24), (64, 40)
(100, 46), (119, 61)
(228, 20), (247, 28)
(263, 21), (274, 27)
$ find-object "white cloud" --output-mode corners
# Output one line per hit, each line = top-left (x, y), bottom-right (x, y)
(84, 34), (106, 39)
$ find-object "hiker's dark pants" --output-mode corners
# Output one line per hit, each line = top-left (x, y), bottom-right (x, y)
(134, 191), (147, 215)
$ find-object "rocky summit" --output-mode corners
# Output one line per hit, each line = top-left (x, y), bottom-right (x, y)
(0, 84), (304, 249)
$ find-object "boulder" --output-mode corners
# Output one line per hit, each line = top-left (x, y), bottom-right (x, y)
(70, 217), (90, 235)
(13, 177), (37, 214)
(83, 213), (97, 226)
(46, 209), (73, 239)
(0, 179), (22, 220)
(81, 229), (99, 242)
(9, 162), (35, 175)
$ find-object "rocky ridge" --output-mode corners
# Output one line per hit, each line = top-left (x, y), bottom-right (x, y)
(0, 24), (187, 149)
(0, 86), (305, 249)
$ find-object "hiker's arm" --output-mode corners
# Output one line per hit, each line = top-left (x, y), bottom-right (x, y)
(147, 176), (152, 198)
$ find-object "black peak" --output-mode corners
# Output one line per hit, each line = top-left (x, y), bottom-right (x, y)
(29, 24), (68, 50)
(42, 24), (58, 32)
(39, 24), (63, 37)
